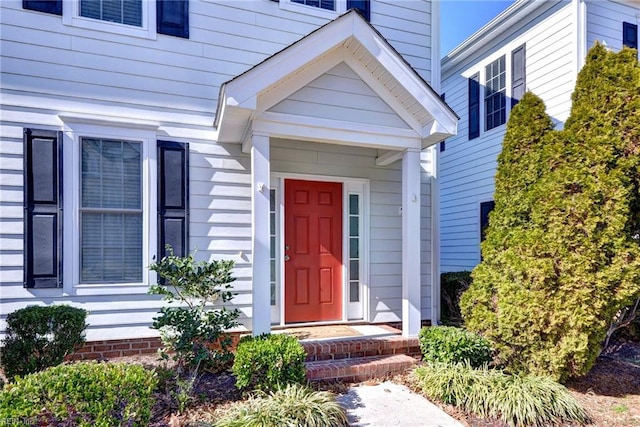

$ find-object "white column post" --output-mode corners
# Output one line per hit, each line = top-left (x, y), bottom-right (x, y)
(251, 132), (271, 336)
(402, 148), (421, 337)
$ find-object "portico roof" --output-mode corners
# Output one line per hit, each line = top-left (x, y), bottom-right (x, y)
(215, 9), (457, 150)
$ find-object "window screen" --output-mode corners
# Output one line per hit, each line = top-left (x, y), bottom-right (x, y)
(80, 0), (142, 27)
(81, 138), (142, 283)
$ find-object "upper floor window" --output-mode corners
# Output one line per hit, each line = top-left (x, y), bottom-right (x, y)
(485, 55), (506, 131)
(292, 0), (336, 11)
(280, 0), (369, 21)
(24, 0), (189, 39)
(80, 0), (142, 27)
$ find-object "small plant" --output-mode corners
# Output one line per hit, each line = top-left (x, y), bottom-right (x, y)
(411, 363), (591, 426)
(0, 361), (157, 426)
(232, 334), (307, 392)
(418, 326), (492, 367)
(0, 305), (87, 380)
(215, 383), (348, 427)
(149, 247), (240, 371)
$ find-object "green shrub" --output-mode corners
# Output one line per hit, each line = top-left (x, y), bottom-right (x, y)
(1, 305), (87, 380)
(462, 44), (640, 381)
(0, 361), (157, 426)
(411, 364), (590, 426)
(215, 383), (348, 427)
(232, 334), (306, 392)
(418, 326), (492, 367)
(440, 271), (472, 326)
(149, 248), (240, 371)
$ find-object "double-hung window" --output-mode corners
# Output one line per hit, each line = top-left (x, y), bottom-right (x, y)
(80, 138), (143, 283)
(485, 55), (506, 131)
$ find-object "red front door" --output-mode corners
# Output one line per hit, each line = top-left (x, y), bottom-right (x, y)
(284, 179), (343, 323)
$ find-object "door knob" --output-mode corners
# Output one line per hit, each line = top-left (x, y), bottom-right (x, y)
(284, 255), (290, 261)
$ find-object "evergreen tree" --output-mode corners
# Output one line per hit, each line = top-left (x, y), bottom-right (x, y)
(461, 44), (640, 381)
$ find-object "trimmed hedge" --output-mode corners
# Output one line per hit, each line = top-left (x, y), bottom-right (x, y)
(0, 362), (157, 426)
(418, 326), (492, 367)
(1, 305), (87, 380)
(232, 334), (307, 392)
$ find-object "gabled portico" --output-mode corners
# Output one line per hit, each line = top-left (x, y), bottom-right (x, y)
(215, 10), (457, 337)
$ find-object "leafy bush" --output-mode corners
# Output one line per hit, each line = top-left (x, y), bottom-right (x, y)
(411, 363), (591, 426)
(462, 44), (640, 381)
(215, 383), (348, 427)
(418, 326), (492, 367)
(149, 248), (240, 371)
(0, 361), (157, 426)
(1, 305), (87, 380)
(232, 334), (306, 392)
(440, 271), (472, 326)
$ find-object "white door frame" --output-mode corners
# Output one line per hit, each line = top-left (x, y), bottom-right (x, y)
(270, 172), (370, 326)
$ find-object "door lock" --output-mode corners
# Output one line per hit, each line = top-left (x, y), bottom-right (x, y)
(284, 255), (290, 261)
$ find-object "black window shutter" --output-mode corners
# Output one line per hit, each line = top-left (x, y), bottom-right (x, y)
(623, 22), (638, 49)
(347, 0), (370, 21)
(511, 44), (526, 108)
(23, 0), (62, 15)
(158, 141), (189, 259)
(157, 0), (189, 39)
(468, 73), (480, 140)
(480, 200), (495, 242)
(24, 129), (63, 288)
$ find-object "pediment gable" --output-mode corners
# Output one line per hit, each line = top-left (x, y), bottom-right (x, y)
(216, 10), (457, 149)
(268, 63), (411, 131)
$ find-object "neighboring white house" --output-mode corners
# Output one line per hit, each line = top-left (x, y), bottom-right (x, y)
(0, 0), (457, 342)
(439, 0), (639, 273)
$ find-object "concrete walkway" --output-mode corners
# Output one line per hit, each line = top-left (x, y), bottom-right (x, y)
(337, 381), (464, 427)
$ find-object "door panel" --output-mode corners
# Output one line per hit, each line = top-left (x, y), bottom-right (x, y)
(285, 179), (343, 322)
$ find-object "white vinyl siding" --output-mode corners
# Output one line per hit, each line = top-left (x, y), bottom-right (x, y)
(269, 63), (411, 130)
(1, 0), (432, 129)
(0, 0), (436, 339)
(586, 0), (640, 57)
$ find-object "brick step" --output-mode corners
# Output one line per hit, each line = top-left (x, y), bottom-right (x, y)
(301, 336), (421, 362)
(306, 354), (419, 382)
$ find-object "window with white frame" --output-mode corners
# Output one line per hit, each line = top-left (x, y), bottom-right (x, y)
(291, 0), (336, 11)
(80, 0), (143, 27)
(80, 138), (143, 283)
(484, 55), (506, 131)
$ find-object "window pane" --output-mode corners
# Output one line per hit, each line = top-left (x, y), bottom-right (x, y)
(80, 0), (142, 27)
(82, 139), (141, 209)
(349, 217), (359, 237)
(80, 0), (100, 19)
(350, 237), (359, 259)
(350, 281), (360, 303)
(349, 194), (359, 215)
(81, 213), (142, 283)
(123, 0), (142, 26)
(350, 260), (359, 281)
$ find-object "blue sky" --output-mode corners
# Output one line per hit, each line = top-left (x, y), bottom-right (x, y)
(441, 1), (517, 56)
